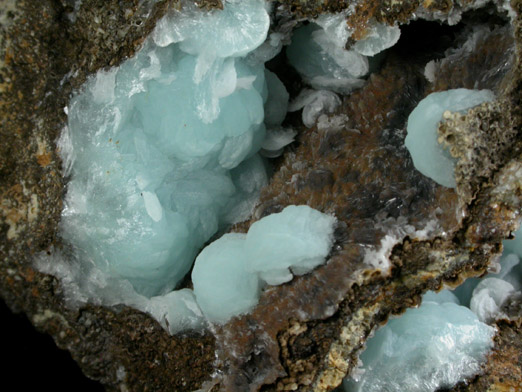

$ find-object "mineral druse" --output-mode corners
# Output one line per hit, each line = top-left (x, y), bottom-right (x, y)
(286, 14), (400, 94)
(49, 0), (338, 331)
(192, 205), (336, 322)
(455, 227), (522, 318)
(2, 0), (520, 391)
(286, 22), (368, 93)
(342, 295), (495, 392)
(60, 0), (277, 299)
(405, 88), (495, 188)
(343, 229), (522, 391)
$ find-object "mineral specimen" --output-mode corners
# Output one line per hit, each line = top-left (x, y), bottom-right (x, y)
(286, 20), (368, 93)
(59, 0), (277, 299)
(192, 205), (336, 322)
(1, 0), (521, 391)
(342, 298), (495, 392)
(405, 88), (495, 188)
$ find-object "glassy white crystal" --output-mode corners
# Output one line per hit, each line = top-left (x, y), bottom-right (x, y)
(316, 113), (349, 131)
(288, 89), (342, 128)
(314, 11), (352, 46)
(286, 22), (368, 94)
(261, 127), (297, 158)
(470, 277), (515, 323)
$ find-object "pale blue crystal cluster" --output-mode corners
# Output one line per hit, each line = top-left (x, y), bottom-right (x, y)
(453, 226), (522, 320)
(287, 22), (368, 93)
(192, 205), (336, 322)
(285, 15), (400, 128)
(405, 88), (495, 188)
(286, 15), (399, 94)
(344, 229), (522, 391)
(343, 294), (495, 392)
(54, 0), (339, 331)
(61, 0), (281, 298)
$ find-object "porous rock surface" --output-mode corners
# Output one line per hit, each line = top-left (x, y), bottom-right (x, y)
(0, 0), (521, 391)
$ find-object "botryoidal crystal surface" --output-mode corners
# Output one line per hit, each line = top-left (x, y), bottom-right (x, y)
(43, 0), (338, 332)
(61, 0), (272, 299)
(192, 205), (336, 322)
(22, 0), (520, 390)
(343, 297), (495, 392)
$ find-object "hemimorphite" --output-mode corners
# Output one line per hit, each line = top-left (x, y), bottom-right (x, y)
(470, 277), (516, 323)
(288, 89), (342, 128)
(343, 300), (495, 392)
(261, 128), (297, 158)
(405, 88), (495, 188)
(352, 22), (401, 57)
(286, 16), (402, 95)
(452, 228), (521, 307)
(286, 22), (368, 93)
(453, 252), (520, 307)
(60, 0), (286, 298)
(152, 0), (270, 86)
(465, 228), (522, 323)
(246, 205), (337, 281)
(264, 70), (290, 127)
(191, 233), (261, 323)
(192, 205), (336, 322)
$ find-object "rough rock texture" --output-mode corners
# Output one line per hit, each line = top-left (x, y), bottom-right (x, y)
(0, 1), (521, 392)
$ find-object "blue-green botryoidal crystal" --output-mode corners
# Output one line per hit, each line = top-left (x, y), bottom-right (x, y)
(405, 88), (495, 188)
(286, 22), (368, 93)
(343, 293), (495, 392)
(60, 0), (281, 297)
(452, 226), (522, 319)
(192, 205), (336, 323)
